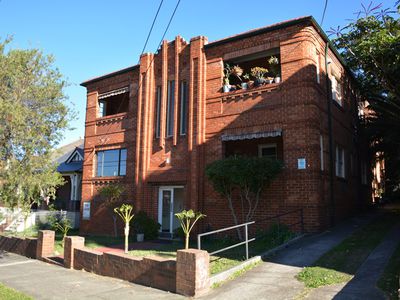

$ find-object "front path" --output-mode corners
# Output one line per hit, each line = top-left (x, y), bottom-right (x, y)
(0, 251), (183, 300)
(201, 214), (376, 300)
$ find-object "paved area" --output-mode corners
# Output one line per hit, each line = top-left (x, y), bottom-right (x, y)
(0, 251), (183, 300)
(307, 223), (400, 300)
(201, 214), (377, 300)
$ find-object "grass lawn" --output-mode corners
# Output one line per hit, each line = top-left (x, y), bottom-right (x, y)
(0, 283), (32, 300)
(377, 241), (400, 300)
(297, 212), (398, 288)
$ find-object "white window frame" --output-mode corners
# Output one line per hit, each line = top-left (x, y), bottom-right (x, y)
(316, 49), (320, 84)
(98, 100), (107, 118)
(335, 145), (345, 178)
(258, 143), (277, 159)
(331, 74), (343, 106)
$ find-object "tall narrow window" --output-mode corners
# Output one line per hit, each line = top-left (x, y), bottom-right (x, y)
(331, 75), (343, 106)
(335, 145), (345, 178)
(180, 81), (188, 135)
(155, 86), (161, 138)
(99, 100), (106, 118)
(316, 49), (320, 84)
(320, 135), (324, 171)
(166, 81), (175, 137)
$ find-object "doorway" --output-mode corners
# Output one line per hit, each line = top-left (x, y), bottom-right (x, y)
(158, 186), (184, 238)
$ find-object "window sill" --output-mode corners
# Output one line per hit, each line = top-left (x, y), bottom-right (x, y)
(217, 82), (281, 101)
(91, 176), (126, 183)
(96, 112), (128, 125)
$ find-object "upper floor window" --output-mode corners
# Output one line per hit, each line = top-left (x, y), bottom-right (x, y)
(180, 81), (188, 135)
(166, 81), (175, 137)
(96, 148), (127, 177)
(316, 49), (320, 84)
(258, 144), (277, 160)
(335, 145), (345, 178)
(70, 153), (82, 162)
(155, 86), (161, 138)
(98, 87), (129, 118)
(331, 75), (343, 106)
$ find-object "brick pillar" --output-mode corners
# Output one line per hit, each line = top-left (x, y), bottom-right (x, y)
(176, 249), (210, 297)
(64, 236), (85, 269)
(36, 230), (55, 259)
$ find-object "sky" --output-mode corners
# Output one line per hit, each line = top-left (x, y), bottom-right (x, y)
(0, 0), (396, 147)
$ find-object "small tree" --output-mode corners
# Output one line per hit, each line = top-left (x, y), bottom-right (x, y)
(206, 156), (283, 240)
(48, 210), (72, 246)
(98, 183), (125, 237)
(175, 209), (206, 249)
(114, 204), (134, 254)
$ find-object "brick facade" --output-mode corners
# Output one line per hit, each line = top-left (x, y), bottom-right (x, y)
(80, 16), (370, 235)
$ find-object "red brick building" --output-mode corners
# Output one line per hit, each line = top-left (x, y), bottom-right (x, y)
(80, 16), (370, 236)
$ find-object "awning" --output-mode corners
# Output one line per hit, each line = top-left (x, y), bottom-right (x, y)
(98, 87), (129, 99)
(221, 129), (282, 141)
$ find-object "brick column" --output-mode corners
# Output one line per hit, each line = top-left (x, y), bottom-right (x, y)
(64, 236), (85, 269)
(36, 230), (55, 259)
(176, 249), (210, 297)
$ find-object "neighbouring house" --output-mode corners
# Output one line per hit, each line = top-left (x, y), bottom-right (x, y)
(53, 138), (84, 212)
(79, 16), (371, 237)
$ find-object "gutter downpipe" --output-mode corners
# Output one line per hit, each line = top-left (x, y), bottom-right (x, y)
(325, 42), (335, 227)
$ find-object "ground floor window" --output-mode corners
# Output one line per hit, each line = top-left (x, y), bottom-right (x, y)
(96, 148), (127, 177)
(335, 145), (345, 178)
(258, 144), (277, 160)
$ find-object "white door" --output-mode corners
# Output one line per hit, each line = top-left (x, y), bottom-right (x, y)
(158, 186), (184, 236)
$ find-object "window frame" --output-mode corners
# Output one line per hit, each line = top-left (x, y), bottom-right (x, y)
(258, 143), (278, 160)
(331, 74), (343, 106)
(95, 148), (127, 177)
(166, 80), (175, 137)
(335, 145), (345, 178)
(179, 81), (188, 136)
(155, 86), (162, 138)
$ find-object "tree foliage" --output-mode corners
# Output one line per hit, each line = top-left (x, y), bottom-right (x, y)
(0, 38), (71, 213)
(330, 2), (400, 193)
(175, 209), (206, 249)
(98, 183), (125, 237)
(114, 204), (135, 253)
(206, 156), (283, 239)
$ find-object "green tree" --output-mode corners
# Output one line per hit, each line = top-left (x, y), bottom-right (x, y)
(175, 209), (206, 249)
(330, 2), (400, 193)
(98, 183), (125, 237)
(114, 204), (135, 254)
(206, 156), (283, 240)
(0, 38), (72, 219)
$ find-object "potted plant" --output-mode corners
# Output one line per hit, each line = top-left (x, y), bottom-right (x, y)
(132, 211), (160, 242)
(250, 67), (268, 87)
(241, 73), (250, 89)
(232, 65), (243, 77)
(223, 64), (232, 92)
(266, 76), (274, 84)
(268, 56), (281, 83)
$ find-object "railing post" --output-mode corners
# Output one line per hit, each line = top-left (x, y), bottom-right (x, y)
(245, 223), (249, 260)
(197, 234), (201, 250)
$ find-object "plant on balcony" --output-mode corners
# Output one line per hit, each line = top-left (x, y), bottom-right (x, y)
(232, 65), (243, 77)
(223, 64), (233, 92)
(250, 67), (268, 87)
(268, 56), (281, 83)
(241, 73), (250, 89)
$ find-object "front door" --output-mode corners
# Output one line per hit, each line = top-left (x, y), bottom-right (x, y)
(158, 186), (184, 238)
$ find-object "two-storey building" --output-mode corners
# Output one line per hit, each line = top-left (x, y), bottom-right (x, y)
(80, 16), (371, 236)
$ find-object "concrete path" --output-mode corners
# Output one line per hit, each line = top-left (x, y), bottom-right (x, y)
(201, 214), (377, 300)
(0, 251), (183, 300)
(307, 223), (400, 300)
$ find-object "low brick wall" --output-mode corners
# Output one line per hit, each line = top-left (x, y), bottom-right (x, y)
(65, 236), (210, 296)
(72, 247), (176, 292)
(0, 235), (37, 258)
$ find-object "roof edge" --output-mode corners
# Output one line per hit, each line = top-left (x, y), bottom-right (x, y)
(80, 65), (139, 87)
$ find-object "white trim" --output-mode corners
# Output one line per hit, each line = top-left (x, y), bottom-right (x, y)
(258, 143), (277, 159)
(158, 186), (184, 235)
(65, 148), (83, 164)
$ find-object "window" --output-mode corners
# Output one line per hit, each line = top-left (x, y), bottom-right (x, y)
(335, 145), (345, 178)
(155, 86), (161, 138)
(258, 144), (277, 160)
(166, 81), (175, 137)
(180, 81), (188, 135)
(331, 75), (343, 106)
(70, 153), (82, 162)
(316, 49), (320, 84)
(320, 135), (324, 171)
(97, 87), (129, 118)
(96, 148), (127, 177)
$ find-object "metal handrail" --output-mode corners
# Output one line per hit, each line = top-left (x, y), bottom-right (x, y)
(197, 221), (255, 260)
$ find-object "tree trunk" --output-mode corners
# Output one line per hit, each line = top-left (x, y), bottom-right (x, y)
(227, 195), (243, 240)
(185, 233), (189, 249)
(124, 224), (129, 254)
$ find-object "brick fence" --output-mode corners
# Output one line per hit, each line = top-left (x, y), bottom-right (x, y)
(0, 231), (210, 297)
(64, 236), (210, 297)
(0, 230), (55, 260)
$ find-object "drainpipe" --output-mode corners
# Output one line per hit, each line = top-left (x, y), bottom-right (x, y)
(325, 42), (335, 227)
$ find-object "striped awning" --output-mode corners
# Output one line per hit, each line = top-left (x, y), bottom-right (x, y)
(98, 87), (129, 99)
(221, 129), (282, 141)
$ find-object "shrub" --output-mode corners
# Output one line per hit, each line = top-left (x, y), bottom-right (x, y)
(131, 211), (160, 240)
